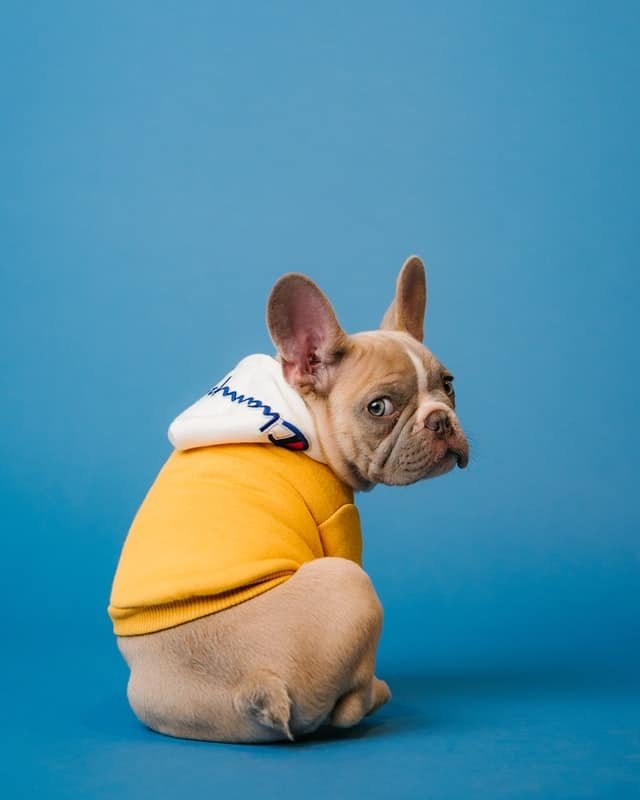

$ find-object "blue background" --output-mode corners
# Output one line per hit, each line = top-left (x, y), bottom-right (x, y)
(2, 2), (639, 798)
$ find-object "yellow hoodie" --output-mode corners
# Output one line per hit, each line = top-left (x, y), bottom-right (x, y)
(108, 356), (362, 636)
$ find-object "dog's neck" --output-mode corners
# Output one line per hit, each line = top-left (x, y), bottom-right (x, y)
(301, 394), (375, 493)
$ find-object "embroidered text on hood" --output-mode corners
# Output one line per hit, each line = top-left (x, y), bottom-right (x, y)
(168, 354), (326, 463)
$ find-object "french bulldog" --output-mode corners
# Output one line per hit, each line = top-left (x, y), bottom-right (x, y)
(112, 255), (469, 742)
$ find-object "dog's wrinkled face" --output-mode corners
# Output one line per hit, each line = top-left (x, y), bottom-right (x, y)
(267, 256), (469, 491)
(323, 330), (468, 488)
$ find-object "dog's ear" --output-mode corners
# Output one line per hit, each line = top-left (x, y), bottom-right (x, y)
(267, 273), (348, 392)
(380, 255), (427, 342)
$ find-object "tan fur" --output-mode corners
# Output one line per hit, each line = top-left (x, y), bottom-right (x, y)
(301, 330), (468, 489)
(115, 257), (467, 743)
(380, 255), (427, 340)
(118, 558), (390, 742)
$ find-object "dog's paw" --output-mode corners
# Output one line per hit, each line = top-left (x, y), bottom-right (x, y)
(367, 677), (391, 714)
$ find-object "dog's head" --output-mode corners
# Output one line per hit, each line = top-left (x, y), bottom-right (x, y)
(267, 256), (469, 490)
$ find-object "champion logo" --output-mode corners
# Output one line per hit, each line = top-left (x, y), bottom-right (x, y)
(207, 376), (310, 452)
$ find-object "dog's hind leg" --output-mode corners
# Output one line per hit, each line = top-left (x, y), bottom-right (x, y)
(118, 556), (389, 742)
(331, 677), (392, 728)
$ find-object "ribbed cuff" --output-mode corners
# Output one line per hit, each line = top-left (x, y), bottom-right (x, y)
(108, 572), (293, 636)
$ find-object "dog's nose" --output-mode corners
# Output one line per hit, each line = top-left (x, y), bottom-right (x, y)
(424, 409), (451, 438)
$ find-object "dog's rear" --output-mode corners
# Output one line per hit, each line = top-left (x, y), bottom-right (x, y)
(119, 558), (389, 741)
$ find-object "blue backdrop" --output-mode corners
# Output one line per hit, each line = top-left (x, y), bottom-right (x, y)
(2, 2), (638, 798)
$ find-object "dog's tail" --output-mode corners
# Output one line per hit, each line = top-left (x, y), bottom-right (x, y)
(233, 669), (293, 741)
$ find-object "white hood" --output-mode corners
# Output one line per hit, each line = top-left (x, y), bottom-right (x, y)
(168, 354), (326, 464)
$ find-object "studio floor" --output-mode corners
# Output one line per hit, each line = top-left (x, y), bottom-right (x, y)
(5, 639), (639, 800)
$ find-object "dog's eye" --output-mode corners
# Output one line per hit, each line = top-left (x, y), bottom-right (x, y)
(367, 397), (395, 417)
(443, 377), (454, 396)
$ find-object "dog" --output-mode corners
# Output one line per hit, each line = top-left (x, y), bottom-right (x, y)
(108, 255), (469, 742)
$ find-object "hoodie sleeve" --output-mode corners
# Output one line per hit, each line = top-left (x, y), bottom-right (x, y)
(317, 504), (363, 565)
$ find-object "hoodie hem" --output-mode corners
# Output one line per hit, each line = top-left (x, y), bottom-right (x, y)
(109, 572), (294, 636)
